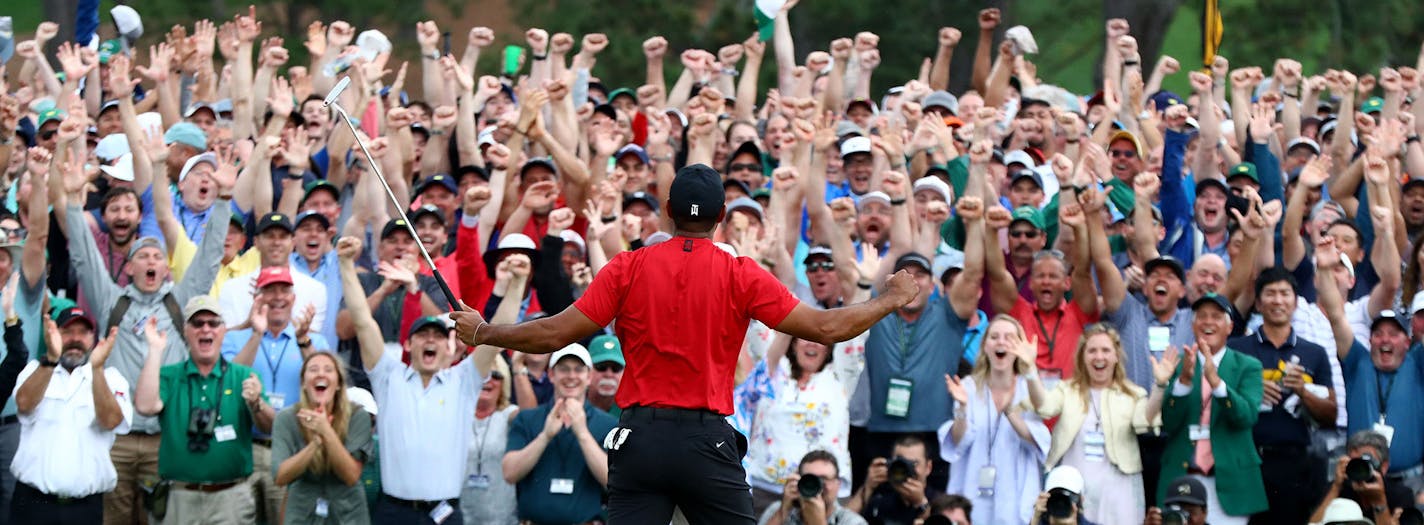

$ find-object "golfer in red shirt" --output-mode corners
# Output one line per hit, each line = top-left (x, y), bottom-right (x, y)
(453, 164), (916, 524)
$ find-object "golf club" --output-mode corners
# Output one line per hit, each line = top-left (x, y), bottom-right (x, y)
(323, 77), (460, 311)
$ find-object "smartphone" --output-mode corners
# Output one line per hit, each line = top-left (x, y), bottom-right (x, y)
(442, 31), (451, 58)
(503, 45), (523, 76)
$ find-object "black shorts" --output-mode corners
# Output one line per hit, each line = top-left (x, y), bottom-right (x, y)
(605, 406), (754, 525)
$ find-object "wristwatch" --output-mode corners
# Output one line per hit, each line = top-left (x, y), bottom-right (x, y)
(38, 356), (58, 368)
(423, 50), (440, 60)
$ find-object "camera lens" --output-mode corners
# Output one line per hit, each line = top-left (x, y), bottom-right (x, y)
(1162, 510), (1189, 525)
(1046, 489), (1077, 519)
(1346, 458), (1375, 483)
(887, 457), (915, 485)
(796, 475), (822, 499)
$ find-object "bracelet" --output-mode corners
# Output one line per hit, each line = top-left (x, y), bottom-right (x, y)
(651, 154), (674, 162)
(217, 194), (234, 200)
(857, 281), (873, 290)
(1285, 90), (1300, 98)
(601, 215), (619, 224)
(1408, 135), (1421, 144)
(1065, 138), (1080, 144)
(760, 258), (777, 268)
(423, 50), (440, 60)
(531, 53), (548, 61)
(472, 322), (488, 344)
(1123, 60), (1140, 66)
(285, 169), (306, 180)
(889, 198), (907, 206)
(296, 338), (312, 347)
(429, 129), (446, 136)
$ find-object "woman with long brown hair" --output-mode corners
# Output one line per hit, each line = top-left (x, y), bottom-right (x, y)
(272, 351), (374, 524)
(1027, 323), (1163, 524)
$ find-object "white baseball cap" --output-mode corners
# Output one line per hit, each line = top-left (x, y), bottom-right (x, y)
(1321, 498), (1371, 525)
(840, 136), (872, 158)
(1044, 465), (1084, 495)
(550, 343), (592, 368)
(99, 153), (135, 182)
(912, 176), (951, 202)
(346, 387), (378, 416)
(94, 133), (131, 161)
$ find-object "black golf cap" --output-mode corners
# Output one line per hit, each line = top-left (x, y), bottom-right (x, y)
(256, 213), (294, 235)
(667, 164), (724, 221)
(894, 252), (933, 273)
(408, 315), (450, 337)
(1144, 256), (1186, 282)
(411, 204), (446, 225)
(1162, 476), (1208, 507)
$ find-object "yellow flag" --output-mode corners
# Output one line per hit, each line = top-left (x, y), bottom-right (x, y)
(1202, 0), (1224, 68)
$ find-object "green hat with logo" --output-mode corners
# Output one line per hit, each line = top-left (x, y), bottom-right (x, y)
(1227, 162), (1258, 183)
(1010, 206), (1045, 231)
(36, 108), (65, 128)
(588, 335), (624, 366)
(1361, 96), (1385, 114)
(98, 39), (122, 64)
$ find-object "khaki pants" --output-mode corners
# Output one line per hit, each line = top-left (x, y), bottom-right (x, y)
(249, 442), (286, 524)
(104, 433), (161, 525)
(163, 481), (255, 525)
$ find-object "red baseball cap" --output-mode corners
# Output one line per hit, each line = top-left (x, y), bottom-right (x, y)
(255, 266), (294, 289)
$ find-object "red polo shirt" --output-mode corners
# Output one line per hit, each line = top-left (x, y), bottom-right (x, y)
(1008, 296), (1098, 378)
(573, 236), (800, 415)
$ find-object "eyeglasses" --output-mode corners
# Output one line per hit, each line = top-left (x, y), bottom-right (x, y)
(187, 318), (223, 329)
(806, 261), (836, 273)
(1009, 230), (1040, 239)
(1109, 149), (1138, 159)
(593, 362), (624, 373)
(729, 163), (762, 173)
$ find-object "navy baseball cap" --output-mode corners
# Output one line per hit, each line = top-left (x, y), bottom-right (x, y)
(411, 204), (446, 225)
(408, 316), (450, 337)
(894, 252), (933, 273)
(667, 164), (724, 220)
(55, 307), (95, 330)
(256, 213), (294, 235)
(294, 210), (330, 229)
(1144, 256), (1186, 282)
(414, 174), (458, 197)
(380, 218), (412, 240)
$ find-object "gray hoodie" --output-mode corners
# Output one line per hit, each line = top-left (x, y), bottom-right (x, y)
(66, 200), (230, 433)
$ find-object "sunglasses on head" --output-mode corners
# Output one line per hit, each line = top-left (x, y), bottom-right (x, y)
(729, 162), (762, 173)
(593, 362), (624, 373)
(1009, 229), (1040, 239)
(806, 261), (836, 272)
(188, 318), (223, 329)
(1109, 149), (1138, 159)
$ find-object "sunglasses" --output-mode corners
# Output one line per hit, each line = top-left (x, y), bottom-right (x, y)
(593, 362), (624, 373)
(0, 227), (25, 241)
(806, 261), (836, 273)
(1109, 149), (1138, 159)
(1009, 230), (1040, 239)
(187, 318), (223, 329)
(728, 163), (762, 173)
(39, 130), (58, 141)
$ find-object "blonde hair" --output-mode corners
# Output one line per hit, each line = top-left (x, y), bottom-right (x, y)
(490, 355), (512, 411)
(970, 314), (1033, 391)
(1067, 324), (1140, 403)
(297, 351), (352, 476)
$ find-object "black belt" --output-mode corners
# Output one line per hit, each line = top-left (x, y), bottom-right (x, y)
(382, 493), (456, 511)
(621, 406), (725, 423)
(18, 482), (101, 505)
(253, 438), (272, 447)
(0, 415), (17, 426)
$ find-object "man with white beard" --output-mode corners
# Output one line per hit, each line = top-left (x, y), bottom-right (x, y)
(586, 335), (624, 417)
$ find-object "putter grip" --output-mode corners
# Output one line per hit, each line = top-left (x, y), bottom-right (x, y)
(431, 268), (460, 313)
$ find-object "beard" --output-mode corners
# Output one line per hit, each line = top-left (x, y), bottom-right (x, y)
(60, 343), (89, 371)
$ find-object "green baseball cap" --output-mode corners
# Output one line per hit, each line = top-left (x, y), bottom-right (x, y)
(98, 39), (122, 64)
(36, 108), (65, 128)
(588, 335), (624, 366)
(607, 88), (635, 104)
(1361, 96), (1385, 114)
(1010, 206), (1045, 231)
(1227, 162), (1258, 183)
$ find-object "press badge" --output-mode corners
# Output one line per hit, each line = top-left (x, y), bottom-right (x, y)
(1148, 327), (1170, 353)
(467, 474), (491, 489)
(314, 498), (329, 518)
(1083, 431), (1106, 462)
(1374, 417), (1395, 446)
(886, 378), (913, 418)
(1188, 424), (1210, 441)
(268, 393), (285, 411)
(430, 501), (454, 524)
(977, 466), (996, 497)
(214, 425), (237, 442)
(551, 478), (575, 494)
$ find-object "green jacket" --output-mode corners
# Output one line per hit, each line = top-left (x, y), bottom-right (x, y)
(1158, 348), (1268, 516)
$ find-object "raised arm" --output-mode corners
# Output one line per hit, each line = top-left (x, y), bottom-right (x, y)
(953, 197), (988, 320)
(1363, 155), (1401, 318)
(337, 238), (388, 371)
(771, 1), (798, 93)
(773, 272), (919, 347)
(1282, 156), (1330, 269)
(970, 9), (999, 93)
(134, 319), (169, 416)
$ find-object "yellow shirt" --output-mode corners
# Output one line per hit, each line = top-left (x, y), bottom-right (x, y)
(169, 239), (260, 296)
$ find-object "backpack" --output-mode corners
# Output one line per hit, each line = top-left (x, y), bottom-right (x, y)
(106, 293), (189, 347)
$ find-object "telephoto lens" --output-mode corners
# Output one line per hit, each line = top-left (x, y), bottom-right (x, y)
(796, 475), (822, 499)
(1046, 489), (1076, 519)
(1346, 454), (1378, 483)
(887, 457), (915, 484)
(1162, 505), (1191, 525)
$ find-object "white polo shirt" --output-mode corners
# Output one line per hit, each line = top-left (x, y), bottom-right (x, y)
(10, 362), (133, 497)
(368, 345), (481, 501)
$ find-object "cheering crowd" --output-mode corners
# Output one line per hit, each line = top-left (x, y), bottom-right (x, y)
(0, 2), (1423, 524)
